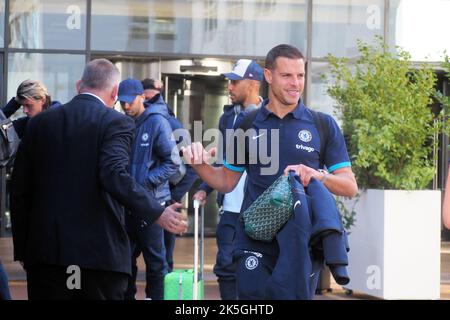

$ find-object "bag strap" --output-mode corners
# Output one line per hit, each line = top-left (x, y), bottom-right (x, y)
(238, 108), (259, 131)
(310, 110), (329, 169)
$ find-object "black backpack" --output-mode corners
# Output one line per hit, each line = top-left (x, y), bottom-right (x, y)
(0, 109), (20, 168)
(238, 107), (330, 169)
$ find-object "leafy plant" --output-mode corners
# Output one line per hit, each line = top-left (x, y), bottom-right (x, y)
(335, 194), (359, 234)
(435, 52), (450, 119)
(325, 37), (449, 190)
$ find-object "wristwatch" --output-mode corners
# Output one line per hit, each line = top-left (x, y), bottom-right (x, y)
(318, 169), (330, 183)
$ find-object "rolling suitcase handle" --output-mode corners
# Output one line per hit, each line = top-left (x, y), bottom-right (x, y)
(193, 199), (204, 300)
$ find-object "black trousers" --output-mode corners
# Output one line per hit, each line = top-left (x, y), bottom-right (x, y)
(26, 265), (128, 300)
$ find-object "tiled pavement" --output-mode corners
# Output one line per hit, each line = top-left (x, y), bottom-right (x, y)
(1, 237), (449, 300)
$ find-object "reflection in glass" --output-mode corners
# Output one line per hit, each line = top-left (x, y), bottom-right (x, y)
(9, 0), (86, 49)
(91, 0), (307, 56)
(0, 1), (4, 47)
(0, 54), (3, 103)
(389, 0), (450, 61)
(309, 62), (341, 124)
(312, 0), (384, 58)
(7, 53), (84, 112)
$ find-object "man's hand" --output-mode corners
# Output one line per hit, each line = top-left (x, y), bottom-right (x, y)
(193, 190), (207, 206)
(284, 164), (324, 187)
(156, 202), (188, 234)
(181, 142), (216, 166)
(284, 164), (358, 197)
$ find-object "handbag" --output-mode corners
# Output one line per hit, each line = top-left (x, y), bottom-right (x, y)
(241, 173), (294, 242)
(0, 110), (20, 168)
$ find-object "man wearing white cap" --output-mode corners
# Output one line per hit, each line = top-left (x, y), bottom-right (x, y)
(193, 59), (263, 300)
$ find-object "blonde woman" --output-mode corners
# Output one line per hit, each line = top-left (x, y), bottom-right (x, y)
(2, 79), (61, 138)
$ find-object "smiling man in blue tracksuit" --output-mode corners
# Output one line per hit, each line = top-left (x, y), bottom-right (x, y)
(192, 59), (263, 300)
(118, 78), (180, 300)
(181, 44), (358, 300)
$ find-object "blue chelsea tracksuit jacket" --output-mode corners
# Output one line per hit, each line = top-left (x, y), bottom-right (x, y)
(144, 94), (198, 202)
(129, 103), (179, 203)
(267, 174), (349, 300)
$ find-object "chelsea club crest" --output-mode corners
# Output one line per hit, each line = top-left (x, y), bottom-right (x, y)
(298, 130), (312, 143)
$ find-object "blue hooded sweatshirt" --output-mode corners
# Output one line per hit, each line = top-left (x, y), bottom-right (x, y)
(130, 100), (180, 203)
(144, 94), (198, 202)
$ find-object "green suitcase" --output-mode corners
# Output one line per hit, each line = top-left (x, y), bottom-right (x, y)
(164, 269), (204, 300)
(164, 200), (204, 300)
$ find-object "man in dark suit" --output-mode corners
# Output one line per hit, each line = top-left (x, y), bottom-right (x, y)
(10, 58), (188, 300)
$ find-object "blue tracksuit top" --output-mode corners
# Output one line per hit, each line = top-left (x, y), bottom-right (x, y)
(267, 176), (349, 299)
(144, 95), (198, 203)
(130, 103), (179, 203)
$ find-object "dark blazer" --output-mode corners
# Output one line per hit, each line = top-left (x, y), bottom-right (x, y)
(10, 94), (165, 275)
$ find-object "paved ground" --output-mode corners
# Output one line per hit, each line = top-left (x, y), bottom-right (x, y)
(1, 237), (449, 300)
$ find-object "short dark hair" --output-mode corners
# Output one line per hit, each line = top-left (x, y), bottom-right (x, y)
(265, 44), (305, 70)
(141, 78), (160, 91)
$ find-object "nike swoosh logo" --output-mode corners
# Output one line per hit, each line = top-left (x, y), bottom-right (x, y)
(294, 200), (301, 209)
(252, 133), (265, 140)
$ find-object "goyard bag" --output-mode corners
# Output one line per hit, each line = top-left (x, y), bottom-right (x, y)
(241, 173), (294, 242)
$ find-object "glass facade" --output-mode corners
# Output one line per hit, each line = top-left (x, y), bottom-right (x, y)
(0, 1), (4, 47)
(312, 0), (385, 58)
(309, 62), (336, 115)
(7, 53), (85, 106)
(9, 0), (86, 50)
(0, 0), (449, 237)
(91, 0), (307, 56)
(0, 53), (3, 103)
(389, 0), (450, 61)
(0, 0), (446, 107)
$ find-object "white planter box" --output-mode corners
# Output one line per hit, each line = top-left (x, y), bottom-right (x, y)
(345, 189), (441, 300)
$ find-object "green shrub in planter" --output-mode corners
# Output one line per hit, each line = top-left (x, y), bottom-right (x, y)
(435, 53), (450, 119)
(325, 37), (449, 190)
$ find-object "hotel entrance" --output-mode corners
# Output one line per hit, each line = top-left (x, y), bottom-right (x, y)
(101, 56), (235, 235)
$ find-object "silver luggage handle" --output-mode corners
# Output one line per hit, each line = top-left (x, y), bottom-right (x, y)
(192, 200), (204, 300)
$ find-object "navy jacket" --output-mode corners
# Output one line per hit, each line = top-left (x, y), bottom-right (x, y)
(2, 97), (62, 138)
(308, 179), (350, 286)
(10, 94), (165, 275)
(130, 99), (180, 203)
(267, 175), (349, 299)
(145, 94), (198, 202)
